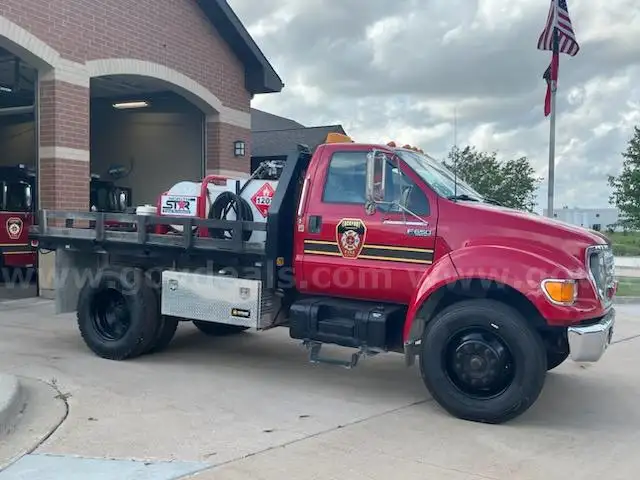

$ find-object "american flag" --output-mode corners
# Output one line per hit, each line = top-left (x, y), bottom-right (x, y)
(537, 0), (580, 56)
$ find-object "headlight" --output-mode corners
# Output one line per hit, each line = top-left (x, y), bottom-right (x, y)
(586, 245), (615, 304)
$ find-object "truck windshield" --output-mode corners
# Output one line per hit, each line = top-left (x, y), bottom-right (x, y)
(395, 149), (484, 202)
(1, 181), (32, 212)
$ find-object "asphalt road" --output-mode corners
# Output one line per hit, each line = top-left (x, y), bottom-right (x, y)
(0, 299), (639, 480)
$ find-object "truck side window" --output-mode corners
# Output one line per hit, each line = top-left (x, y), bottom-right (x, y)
(322, 150), (430, 216)
(322, 151), (368, 204)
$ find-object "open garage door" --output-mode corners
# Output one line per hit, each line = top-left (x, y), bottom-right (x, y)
(0, 46), (38, 300)
(90, 76), (205, 213)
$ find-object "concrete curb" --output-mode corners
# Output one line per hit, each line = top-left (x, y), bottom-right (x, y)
(0, 374), (26, 438)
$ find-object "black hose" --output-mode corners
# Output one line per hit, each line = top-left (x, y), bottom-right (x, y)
(208, 191), (254, 241)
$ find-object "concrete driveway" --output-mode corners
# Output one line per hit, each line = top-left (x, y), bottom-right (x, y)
(0, 298), (639, 480)
(0, 268), (37, 302)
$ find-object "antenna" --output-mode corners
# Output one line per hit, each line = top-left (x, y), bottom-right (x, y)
(453, 105), (458, 198)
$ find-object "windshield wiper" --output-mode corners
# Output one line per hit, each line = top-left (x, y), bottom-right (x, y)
(447, 194), (480, 202)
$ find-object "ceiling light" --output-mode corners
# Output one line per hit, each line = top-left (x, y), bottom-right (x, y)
(112, 100), (149, 109)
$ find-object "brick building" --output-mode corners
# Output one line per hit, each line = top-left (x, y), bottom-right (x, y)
(0, 0), (282, 296)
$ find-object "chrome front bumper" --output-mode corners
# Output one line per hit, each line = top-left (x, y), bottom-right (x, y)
(567, 309), (615, 363)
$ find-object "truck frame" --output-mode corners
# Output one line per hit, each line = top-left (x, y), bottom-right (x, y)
(29, 142), (616, 424)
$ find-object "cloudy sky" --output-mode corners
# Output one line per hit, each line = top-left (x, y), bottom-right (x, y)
(228, 0), (640, 212)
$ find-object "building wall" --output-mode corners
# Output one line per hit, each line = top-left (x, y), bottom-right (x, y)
(544, 208), (621, 231)
(0, 1), (254, 212)
(0, 0), (250, 111)
(0, 2), (260, 297)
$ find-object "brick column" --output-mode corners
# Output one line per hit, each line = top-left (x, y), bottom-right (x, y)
(37, 79), (90, 299)
(38, 79), (91, 211)
(206, 118), (251, 178)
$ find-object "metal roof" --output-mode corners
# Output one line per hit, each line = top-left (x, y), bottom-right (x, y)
(252, 125), (347, 157)
(251, 108), (305, 131)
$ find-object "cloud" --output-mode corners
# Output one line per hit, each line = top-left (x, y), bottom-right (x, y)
(230, 0), (640, 210)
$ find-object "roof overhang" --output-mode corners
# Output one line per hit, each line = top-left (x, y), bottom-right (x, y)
(197, 0), (284, 95)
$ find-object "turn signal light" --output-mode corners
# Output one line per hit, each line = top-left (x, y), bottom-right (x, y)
(542, 279), (577, 305)
(385, 141), (424, 153)
(325, 133), (353, 144)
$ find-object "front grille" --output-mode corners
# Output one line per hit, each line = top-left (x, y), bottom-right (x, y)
(586, 244), (615, 305)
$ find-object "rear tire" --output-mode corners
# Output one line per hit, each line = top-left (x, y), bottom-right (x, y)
(419, 299), (547, 424)
(146, 315), (180, 353)
(77, 267), (159, 360)
(193, 321), (249, 336)
(142, 286), (179, 354)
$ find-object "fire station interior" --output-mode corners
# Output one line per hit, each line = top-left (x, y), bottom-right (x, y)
(0, 46), (36, 192)
(90, 75), (205, 213)
(0, 48), (207, 298)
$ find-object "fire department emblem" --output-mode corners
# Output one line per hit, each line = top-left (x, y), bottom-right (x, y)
(6, 217), (23, 240)
(336, 218), (367, 259)
(250, 182), (275, 218)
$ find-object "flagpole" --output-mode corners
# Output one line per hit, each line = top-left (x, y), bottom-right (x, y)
(547, 79), (557, 218)
(546, 10), (559, 219)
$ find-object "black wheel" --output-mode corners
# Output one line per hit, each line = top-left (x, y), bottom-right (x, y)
(77, 267), (159, 360)
(419, 299), (547, 424)
(546, 349), (569, 371)
(193, 321), (249, 336)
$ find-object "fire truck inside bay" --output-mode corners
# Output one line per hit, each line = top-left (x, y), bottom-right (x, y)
(0, 164), (36, 270)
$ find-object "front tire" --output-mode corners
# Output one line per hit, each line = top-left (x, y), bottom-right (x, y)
(419, 299), (547, 424)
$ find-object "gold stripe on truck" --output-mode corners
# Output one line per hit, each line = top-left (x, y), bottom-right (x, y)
(303, 240), (434, 264)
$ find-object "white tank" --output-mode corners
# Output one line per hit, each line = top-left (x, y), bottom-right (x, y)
(162, 181), (201, 232)
(162, 177), (279, 243)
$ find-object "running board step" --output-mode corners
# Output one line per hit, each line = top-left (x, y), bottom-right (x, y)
(303, 340), (379, 369)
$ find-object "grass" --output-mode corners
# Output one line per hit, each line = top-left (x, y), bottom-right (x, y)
(616, 276), (640, 297)
(603, 231), (640, 257)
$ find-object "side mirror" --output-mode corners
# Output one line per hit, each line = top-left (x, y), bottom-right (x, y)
(119, 190), (128, 211)
(365, 150), (386, 213)
(24, 184), (32, 210)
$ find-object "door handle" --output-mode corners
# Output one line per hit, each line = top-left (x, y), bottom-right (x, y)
(308, 215), (322, 233)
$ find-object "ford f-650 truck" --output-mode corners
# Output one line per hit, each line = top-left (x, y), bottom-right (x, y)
(29, 134), (616, 424)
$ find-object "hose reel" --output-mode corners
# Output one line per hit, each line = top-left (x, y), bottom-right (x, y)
(208, 191), (254, 241)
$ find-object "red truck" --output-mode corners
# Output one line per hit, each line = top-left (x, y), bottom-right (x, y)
(0, 165), (36, 271)
(29, 134), (616, 424)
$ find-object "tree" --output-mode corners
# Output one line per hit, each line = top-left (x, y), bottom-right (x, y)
(608, 126), (640, 230)
(442, 145), (541, 212)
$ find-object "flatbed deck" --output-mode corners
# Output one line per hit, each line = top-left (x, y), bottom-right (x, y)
(29, 210), (268, 257)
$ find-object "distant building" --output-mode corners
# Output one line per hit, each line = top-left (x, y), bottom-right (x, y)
(250, 108), (347, 172)
(543, 207), (620, 231)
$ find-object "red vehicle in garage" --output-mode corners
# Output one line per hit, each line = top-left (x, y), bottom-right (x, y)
(30, 134), (616, 424)
(0, 165), (36, 270)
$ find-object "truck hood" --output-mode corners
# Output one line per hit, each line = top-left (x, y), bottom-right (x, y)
(443, 201), (608, 265)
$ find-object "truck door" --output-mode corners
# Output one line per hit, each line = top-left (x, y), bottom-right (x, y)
(297, 145), (437, 304)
